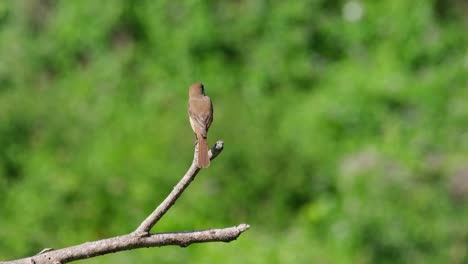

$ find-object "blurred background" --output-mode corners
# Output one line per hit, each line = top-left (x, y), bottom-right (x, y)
(0, 0), (467, 263)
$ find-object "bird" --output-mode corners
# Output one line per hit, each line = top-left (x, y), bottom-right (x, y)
(188, 82), (213, 168)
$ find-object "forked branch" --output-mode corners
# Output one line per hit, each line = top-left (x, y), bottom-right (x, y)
(1, 141), (249, 264)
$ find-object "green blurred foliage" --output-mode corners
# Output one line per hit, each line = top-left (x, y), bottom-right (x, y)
(1, 0), (467, 263)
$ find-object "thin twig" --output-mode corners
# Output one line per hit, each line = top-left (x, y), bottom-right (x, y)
(134, 140), (224, 236)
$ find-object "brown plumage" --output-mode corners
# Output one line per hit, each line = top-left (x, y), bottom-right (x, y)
(188, 82), (213, 168)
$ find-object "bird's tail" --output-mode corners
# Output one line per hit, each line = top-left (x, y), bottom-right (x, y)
(197, 134), (210, 168)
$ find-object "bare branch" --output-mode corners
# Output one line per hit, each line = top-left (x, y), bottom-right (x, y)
(134, 140), (224, 236)
(0, 140), (249, 264)
(2, 224), (250, 264)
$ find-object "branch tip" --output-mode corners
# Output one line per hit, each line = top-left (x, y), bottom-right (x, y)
(209, 140), (224, 160)
(237, 223), (250, 232)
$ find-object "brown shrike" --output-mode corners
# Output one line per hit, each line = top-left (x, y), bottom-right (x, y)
(188, 82), (213, 168)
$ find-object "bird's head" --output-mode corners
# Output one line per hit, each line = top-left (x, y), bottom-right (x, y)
(189, 82), (205, 96)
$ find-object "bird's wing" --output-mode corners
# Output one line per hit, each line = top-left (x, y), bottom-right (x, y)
(189, 96), (213, 137)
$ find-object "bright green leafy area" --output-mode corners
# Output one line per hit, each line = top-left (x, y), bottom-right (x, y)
(0, 0), (467, 263)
